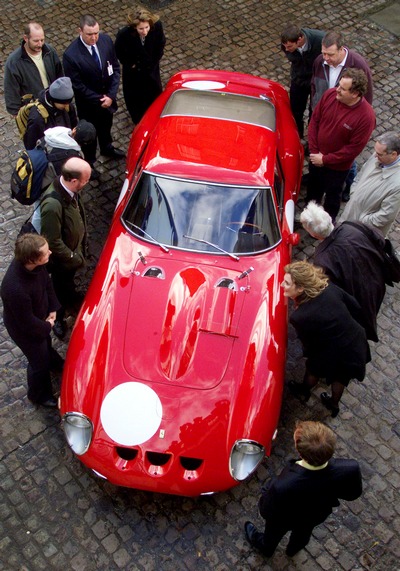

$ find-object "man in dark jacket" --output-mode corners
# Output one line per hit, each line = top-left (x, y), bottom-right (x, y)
(1, 234), (63, 408)
(40, 157), (91, 339)
(311, 30), (373, 110)
(245, 421), (362, 557)
(63, 14), (124, 168)
(300, 201), (387, 342)
(281, 25), (325, 138)
(24, 76), (78, 150)
(4, 22), (63, 117)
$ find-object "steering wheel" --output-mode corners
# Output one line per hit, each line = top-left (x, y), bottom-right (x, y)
(226, 222), (263, 233)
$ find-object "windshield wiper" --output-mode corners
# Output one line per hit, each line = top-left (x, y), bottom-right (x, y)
(183, 235), (239, 261)
(125, 221), (169, 253)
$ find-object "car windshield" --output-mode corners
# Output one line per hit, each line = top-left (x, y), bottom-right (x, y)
(122, 173), (281, 255)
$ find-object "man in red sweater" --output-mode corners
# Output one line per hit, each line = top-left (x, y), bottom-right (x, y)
(306, 68), (375, 221)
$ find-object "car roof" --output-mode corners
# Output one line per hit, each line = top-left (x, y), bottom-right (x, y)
(142, 89), (277, 186)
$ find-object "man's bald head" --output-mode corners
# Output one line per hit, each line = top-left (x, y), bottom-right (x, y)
(61, 157), (92, 191)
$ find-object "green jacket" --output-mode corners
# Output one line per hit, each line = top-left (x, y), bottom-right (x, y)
(40, 178), (87, 271)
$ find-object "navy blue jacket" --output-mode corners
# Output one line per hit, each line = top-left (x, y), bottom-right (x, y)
(63, 33), (120, 114)
(259, 458), (362, 528)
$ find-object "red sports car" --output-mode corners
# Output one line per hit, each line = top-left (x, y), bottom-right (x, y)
(60, 70), (303, 496)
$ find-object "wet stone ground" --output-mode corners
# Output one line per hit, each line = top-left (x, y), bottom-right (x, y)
(0, 0), (399, 569)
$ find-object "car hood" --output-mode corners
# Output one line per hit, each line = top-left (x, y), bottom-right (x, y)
(123, 254), (246, 389)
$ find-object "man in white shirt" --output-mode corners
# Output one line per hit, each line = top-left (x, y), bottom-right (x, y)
(310, 31), (374, 200)
(311, 31), (373, 110)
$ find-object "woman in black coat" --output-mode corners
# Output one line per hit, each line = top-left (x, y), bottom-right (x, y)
(283, 261), (371, 417)
(115, 6), (166, 124)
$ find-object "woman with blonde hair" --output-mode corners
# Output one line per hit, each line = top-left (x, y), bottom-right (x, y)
(282, 261), (370, 417)
(115, 5), (166, 123)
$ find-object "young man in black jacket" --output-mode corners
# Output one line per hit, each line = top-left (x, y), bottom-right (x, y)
(244, 421), (362, 557)
(281, 25), (325, 138)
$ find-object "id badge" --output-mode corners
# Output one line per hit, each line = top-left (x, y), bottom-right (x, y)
(107, 61), (113, 76)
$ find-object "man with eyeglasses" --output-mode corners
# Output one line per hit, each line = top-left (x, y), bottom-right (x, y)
(306, 68), (375, 222)
(339, 132), (400, 236)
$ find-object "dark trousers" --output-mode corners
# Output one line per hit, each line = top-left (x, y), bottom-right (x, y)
(123, 70), (162, 124)
(10, 334), (62, 403)
(252, 521), (314, 557)
(290, 83), (311, 139)
(76, 104), (114, 164)
(51, 267), (82, 320)
(306, 164), (349, 221)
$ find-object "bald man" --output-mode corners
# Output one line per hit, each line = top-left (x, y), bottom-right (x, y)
(40, 157), (90, 338)
(4, 22), (63, 116)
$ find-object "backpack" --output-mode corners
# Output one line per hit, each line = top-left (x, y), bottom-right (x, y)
(15, 100), (49, 140)
(10, 148), (49, 205)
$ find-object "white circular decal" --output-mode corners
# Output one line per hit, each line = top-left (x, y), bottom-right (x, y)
(182, 80), (226, 90)
(285, 199), (295, 233)
(100, 382), (162, 446)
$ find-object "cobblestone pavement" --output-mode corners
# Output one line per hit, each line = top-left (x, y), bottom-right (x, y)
(1, 1), (399, 570)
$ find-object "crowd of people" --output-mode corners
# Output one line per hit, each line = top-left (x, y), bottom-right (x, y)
(1, 10), (399, 560)
(1, 6), (165, 407)
(244, 23), (399, 558)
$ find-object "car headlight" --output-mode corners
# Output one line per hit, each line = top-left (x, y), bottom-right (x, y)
(229, 439), (265, 481)
(63, 412), (93, 455)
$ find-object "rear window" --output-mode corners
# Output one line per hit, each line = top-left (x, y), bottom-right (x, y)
(161, 89), (276, 131)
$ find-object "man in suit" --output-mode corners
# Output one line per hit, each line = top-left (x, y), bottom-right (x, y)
(40, 157), (91, 339)
(63, 14), (124, 176)
(244, 421), (362, 557)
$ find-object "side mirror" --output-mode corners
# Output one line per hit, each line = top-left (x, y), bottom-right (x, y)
(287, 232), (300, 246)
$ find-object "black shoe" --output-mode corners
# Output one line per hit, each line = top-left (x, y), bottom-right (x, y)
(320, 392), (339, 417)
(244, 521), (258, 546)
(286, 544), (304, 557)
(53, 319), (67, 340)
(288, 381), (311, 402)
(90, 168), (101, 181)
(38, 397), (58, 408)
(101, 147), (125, 159)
